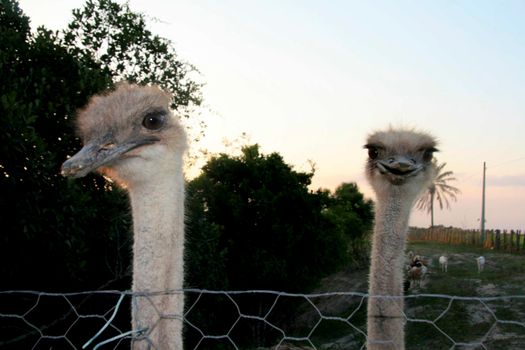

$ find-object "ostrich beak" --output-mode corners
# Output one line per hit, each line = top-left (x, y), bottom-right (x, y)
(61, 137), (158, 178)
(377, 156), (422, 176)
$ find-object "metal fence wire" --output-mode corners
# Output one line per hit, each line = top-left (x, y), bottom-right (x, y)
(1, 289), (525, 350)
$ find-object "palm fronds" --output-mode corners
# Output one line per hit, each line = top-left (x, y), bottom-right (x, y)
(416, 159), (461, 226)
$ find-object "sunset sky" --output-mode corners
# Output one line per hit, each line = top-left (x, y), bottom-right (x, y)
(19, 0), (525, 229)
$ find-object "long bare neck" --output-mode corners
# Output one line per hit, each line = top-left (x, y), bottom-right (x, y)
(129, 170), (184, 293)
(128, 157), (185, 350)
(367, 187), (416, 350)
(369, 189), (414, 297)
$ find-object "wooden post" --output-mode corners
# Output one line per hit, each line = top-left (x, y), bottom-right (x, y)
(495, 229), (501, 250)
(480, 162), (487, 244)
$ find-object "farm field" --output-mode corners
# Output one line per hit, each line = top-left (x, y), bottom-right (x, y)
(295, 241), (525, 349)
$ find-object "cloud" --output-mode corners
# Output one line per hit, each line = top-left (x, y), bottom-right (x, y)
(488, 174), (525, 187)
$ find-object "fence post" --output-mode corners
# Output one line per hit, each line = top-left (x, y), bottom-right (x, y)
(516, 230), (520, 252)
(495, 229), (501, 250)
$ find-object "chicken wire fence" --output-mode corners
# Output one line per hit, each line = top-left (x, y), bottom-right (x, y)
(1, 289), (525, 350)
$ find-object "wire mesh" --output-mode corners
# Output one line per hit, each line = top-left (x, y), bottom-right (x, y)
(1, 289), (525, 349)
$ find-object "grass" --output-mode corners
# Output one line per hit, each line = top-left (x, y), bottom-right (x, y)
(302, 240), (525, 349)
(404, 241), (525, 349)
(407, 241), (525, 295)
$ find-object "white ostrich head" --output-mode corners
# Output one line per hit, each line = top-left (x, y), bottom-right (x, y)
(61, 83), (187, 186)
(365, 127), (438, 200)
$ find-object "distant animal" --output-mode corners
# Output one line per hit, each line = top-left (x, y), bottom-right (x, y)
(439, 255), (448, 272)
(476, 256), (485, 273)
(408, 260), (428, 288)
(408, 255), (428, 288)
(365, 127), (438, 350)
(62, 83), (187, 350)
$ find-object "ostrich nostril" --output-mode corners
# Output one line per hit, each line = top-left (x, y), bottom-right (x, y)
(100, 143), (116, 151)
(388, 157), (395, 164)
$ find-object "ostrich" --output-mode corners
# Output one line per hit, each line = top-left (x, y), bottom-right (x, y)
(62, 83), (186, 349)
(364, 127), (437, 350)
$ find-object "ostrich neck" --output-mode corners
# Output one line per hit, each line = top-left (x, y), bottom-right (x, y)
(126, 158), (185, 350)
(367, 187), (417, 350)
(369, 189), (415, 298)
(128, 168), (184, 294)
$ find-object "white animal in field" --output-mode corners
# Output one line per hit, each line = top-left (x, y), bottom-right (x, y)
(439, 255), (448, 272)
(476, 256), (485, 273)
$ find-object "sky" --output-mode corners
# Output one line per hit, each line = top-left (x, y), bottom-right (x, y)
(18, 0), (525, 230)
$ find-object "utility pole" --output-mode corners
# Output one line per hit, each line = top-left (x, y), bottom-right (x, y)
(480, 161), (486, 244)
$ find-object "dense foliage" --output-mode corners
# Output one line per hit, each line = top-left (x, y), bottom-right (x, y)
(1, 0), (116, 291)
(0, 0), (201, 291)
(63, 0), (202, 112)
(186, 145), (349, 292)
(323, 182), (374, 266)
(184, 146), (373, 346)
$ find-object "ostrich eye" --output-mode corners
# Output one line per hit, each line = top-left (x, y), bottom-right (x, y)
(422, 148), (436, 162)
(142, 112), (165, 130)
(367, 147), (379, 160)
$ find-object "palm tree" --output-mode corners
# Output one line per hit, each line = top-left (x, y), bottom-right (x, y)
(416, 159), (461, 228)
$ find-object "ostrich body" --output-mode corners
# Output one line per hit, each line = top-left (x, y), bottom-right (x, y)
(62, 83), (187, 349)
(364, 128), (437, 350)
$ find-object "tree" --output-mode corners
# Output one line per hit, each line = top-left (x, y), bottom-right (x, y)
(63, 0), (202, 112)
(416, 159), (461, 228)
(322, 182), (374, 266)
(0, 0), (202, 291)
(1, 0), (119, 291)
(184, 145), (350, 347)
(186, 144), (347, 292)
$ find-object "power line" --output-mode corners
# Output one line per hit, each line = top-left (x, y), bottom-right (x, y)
(454, 155), (525, 184)
(487, 155), (525, 169)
